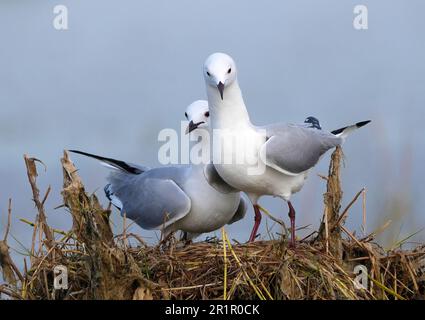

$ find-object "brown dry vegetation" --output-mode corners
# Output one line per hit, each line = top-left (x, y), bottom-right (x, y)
(0, 148), (424, 300)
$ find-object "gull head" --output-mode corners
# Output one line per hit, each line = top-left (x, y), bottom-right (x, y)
(185, 100), (210, 134)
(203, 53), (237, 100)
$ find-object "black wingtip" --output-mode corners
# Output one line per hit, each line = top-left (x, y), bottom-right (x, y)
(331, 127), (346, 135)
(68, 149), (108, 162)
(68, 149), (143, 175)
(68, 149), (94, 157)
(356, 120), (371, 128)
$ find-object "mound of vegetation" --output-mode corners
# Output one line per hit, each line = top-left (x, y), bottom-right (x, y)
(1, 149), (424, 300)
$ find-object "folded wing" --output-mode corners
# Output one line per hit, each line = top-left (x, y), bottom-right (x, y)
(109, 174), (191, 230)
(259, 124), (342, 175)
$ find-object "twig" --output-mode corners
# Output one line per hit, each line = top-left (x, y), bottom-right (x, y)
(361, 220), (392, 243)
(362, 188), (367, 236)
(221, 227), (227, 300)
(3, 198), (12, 242)
(19, 218), (68, 236)
(340, 225), (367, 250)
(0, 285), (23, 300)
(0, 199), (25, 284)
(23, 155), (55, 251)
(258, 205), (288, 236)
(324, 207), (329, 254)
(333, 188), (365, 230)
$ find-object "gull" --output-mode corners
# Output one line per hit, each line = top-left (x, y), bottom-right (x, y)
(203, 52), (370, 246)
(69, 100), (246, 241)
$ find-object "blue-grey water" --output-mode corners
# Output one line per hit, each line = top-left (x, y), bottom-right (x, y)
(1, 0), (424, 277)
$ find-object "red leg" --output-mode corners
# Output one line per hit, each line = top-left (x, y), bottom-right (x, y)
(248, 204), (262, 242)
(288, 201), (296, 247)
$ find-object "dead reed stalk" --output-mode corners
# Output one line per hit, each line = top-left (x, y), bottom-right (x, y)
(316, 146), (344, 259)
(0, 199), (24, 288)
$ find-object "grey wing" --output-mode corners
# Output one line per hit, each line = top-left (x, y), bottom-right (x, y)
(111, 174), (191, 230)
(260, 124), (342, 175)
(227, 197), (247, 225)
(203, 163), (239, 194)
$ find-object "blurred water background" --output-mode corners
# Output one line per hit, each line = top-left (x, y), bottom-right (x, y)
(0, 0), (424, 273)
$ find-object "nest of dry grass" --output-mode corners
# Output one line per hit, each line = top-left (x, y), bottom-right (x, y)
(1, 148), (424, 300)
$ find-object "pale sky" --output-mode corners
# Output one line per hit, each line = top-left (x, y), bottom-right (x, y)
(0, 1), (424, 271)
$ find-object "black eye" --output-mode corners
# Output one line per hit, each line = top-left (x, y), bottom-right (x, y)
(206, 71), (211, 76)
(227, 68), (231, 74)
(204, 111), (209, 117)
(185, 112), (188, 119)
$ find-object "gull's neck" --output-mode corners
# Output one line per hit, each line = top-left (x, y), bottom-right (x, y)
(207, 80), (252, 130)
(189, 128), (212, 164)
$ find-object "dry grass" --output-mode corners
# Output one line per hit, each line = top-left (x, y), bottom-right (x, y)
(1, 149), (424, 300)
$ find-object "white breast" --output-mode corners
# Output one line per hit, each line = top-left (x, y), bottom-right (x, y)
(212, 126), (308, 202)
(175, 166), (240, 233)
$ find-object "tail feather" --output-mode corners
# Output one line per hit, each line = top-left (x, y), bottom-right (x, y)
(331, 120), (371, 139)
(68, 150), (145, 174)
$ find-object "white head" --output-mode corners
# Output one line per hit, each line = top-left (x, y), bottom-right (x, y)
(203, 53), (237, 100)
(184, 100), (210, 134)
